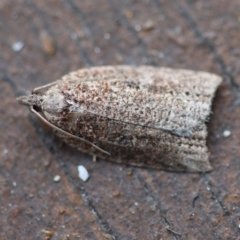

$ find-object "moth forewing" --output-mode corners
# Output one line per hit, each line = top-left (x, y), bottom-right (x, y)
(17, 66), (222, 172)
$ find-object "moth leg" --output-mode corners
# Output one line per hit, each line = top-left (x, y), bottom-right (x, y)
(32, 81), (60, 93)
(30, 106), (111, 156)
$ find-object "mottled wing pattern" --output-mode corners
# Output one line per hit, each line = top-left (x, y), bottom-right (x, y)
(57, 66), (222, 137)
(38, 66), (222, 172)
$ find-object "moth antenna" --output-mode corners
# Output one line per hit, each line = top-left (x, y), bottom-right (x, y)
(32, 81), (60, 93)
(165, 226), (182, 236)
(30, 106), (111, 156)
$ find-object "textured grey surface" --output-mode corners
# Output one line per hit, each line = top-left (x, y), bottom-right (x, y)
(0, 0), (240, 239)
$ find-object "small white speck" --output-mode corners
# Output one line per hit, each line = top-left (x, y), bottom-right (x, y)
(223, 130), (231, 138)
(3, 149), (8, 155)
(206, 186), (210, 191)
(12, 182), (17, 187)
(104, 33), (111, 40)
(78, 165), (89, 182)
(53, 175), (61, 182)
(94, 47), (100, 53)
(134, 25), (141, 32)
(12, 41), (24, 52)
(92, 155), (97, 162)
(238, 224), (240, 228)
(134, 202), (139, 206)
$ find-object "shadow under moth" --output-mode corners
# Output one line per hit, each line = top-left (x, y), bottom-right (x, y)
(17, 66), (222, 172)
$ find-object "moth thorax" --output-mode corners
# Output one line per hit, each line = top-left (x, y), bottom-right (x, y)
(41, 90), (67, 113)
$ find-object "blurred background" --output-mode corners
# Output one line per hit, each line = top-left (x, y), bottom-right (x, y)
(0, 0), (240, 239)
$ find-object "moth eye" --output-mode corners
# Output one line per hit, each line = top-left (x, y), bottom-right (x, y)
(33, 105), (42, 112)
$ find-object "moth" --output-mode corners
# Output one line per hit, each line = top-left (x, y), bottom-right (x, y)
(17, 66), (222, 172)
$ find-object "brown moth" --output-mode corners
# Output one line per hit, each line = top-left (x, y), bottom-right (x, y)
(17, 66), (222, 172)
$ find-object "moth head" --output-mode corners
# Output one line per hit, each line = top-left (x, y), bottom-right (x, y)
(17, 94), (43, 110)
